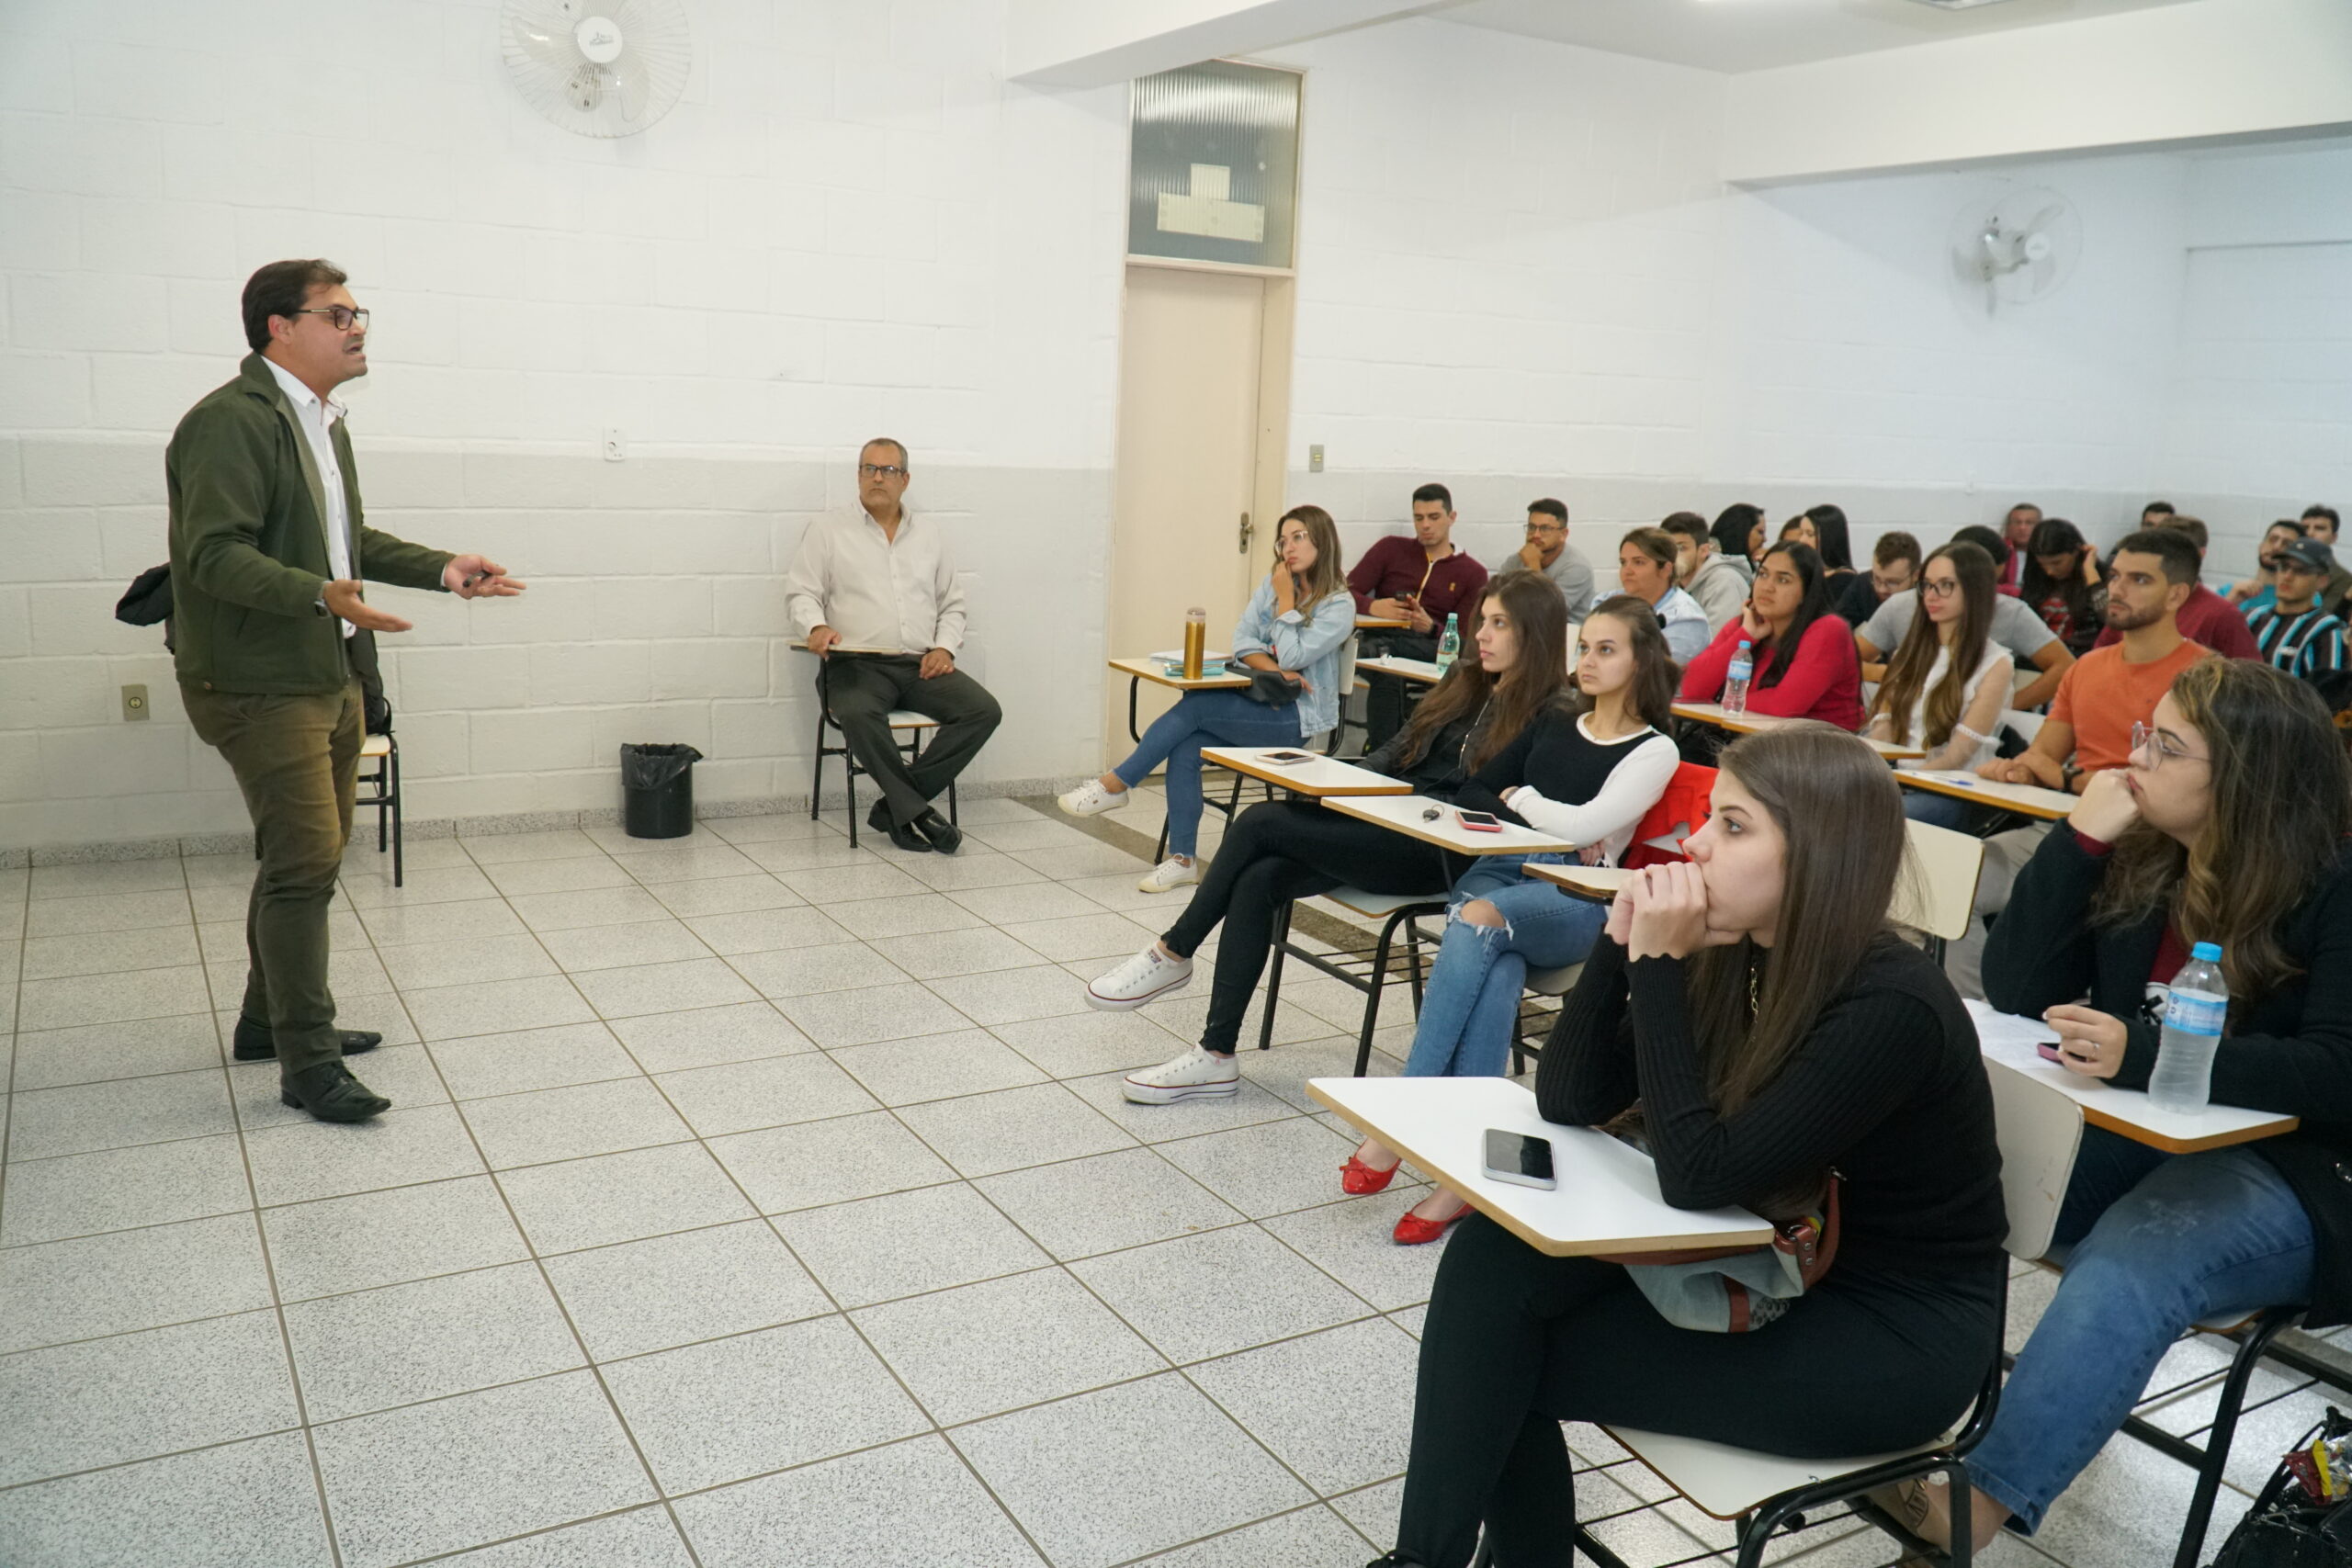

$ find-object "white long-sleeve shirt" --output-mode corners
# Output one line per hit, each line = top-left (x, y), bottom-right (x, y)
(262, 356), (356, 637)
(784, 506), (967, 655)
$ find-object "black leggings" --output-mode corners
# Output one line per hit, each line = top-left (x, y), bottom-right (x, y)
(1161, 799), (1457, 1055)
(1396, 1213), (2004, 1568)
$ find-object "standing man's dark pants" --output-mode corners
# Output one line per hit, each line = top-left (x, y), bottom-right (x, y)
(1360, 628), (1438, 750)
(182, 680), (364, 1083)
(820, 655), (1001, 827)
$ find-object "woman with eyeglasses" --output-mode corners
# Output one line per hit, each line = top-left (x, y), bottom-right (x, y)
(1868, 541), (2015, 796)
(1679, 542), (1865, 730)
(1057, 505), (1355, 894)
(1882, 659), (2352, 1554)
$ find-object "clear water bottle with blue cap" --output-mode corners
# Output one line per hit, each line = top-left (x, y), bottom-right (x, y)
(1723, 640), (1754, 716)
(1435, 613), (1461, 672)
(2149, 942), (2227, 1115)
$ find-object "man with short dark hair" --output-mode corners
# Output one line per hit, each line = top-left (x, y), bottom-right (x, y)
(2224, 520), (2309, 615)
(1659, 511), (1745, 633)
(1516, 498), (1593, 622)
(2301, 505), (2352, 617)
(787, 439), (1001, 855)
(2090, 513), (2258, 660)
(1835, 530), (1920, 624)
(1349, 482), (1488, 748)
(1997, 504), (2041, 592)
(2142, 500), (2177, 526)
(2247, 537), (2348, 682)
(172, 259), (525, 1123)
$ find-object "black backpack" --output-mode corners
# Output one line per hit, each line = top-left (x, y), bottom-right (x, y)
(2212, 1409), (2352, 1568)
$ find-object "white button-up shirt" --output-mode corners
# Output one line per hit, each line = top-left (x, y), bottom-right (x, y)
(263, 356), (356, 637)
(784, 506), (967, 656)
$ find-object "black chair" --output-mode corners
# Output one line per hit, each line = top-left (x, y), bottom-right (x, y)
(808, 662), (957, 850)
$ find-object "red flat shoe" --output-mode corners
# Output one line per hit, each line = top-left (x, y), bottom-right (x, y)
(1340, 1154), (1399, 1195)
(1392, 1204), (1469, 1246)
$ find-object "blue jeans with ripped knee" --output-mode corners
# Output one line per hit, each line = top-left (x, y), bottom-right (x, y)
(1399, 873), (1607, 1080)
(1965, 1129), (2316, 1534)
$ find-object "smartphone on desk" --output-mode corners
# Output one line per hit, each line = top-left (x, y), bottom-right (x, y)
(1456, 809), (1504, 833)
(1259, 750), (1317, 765)
(1483, 1129), (1557, 1190)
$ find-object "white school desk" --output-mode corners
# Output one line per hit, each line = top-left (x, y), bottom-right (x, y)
(1524, 863), (1637, 901)
(1107, 655), (1251, 744)
(1198, 747), (1411, 798)
(1323, 793), (1579, 856)
(1894, 770), (2076, 822)
(789, 638), (903, 656)
(1308, 1076), (1771, 1258)
(1670, 702), (1924, 762)
(1357, 615), (1409, 630)
(1357, 655), (1445, 686)
(1968, 999), (2298, 1156)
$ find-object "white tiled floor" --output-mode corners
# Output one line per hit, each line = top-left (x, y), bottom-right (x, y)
(0, 794), (2308, 1567)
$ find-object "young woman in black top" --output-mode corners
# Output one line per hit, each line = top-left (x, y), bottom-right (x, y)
(1368, 727), (2008, 1568)
(2018, 516), (2107, 656)
(1342, 597), (1681, 1243)
(1091, 570), (1574, 1105)
(1884, 659), (2352, 1554)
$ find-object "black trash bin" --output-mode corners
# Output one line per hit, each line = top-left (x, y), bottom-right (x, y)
(619, 743), (702, 839)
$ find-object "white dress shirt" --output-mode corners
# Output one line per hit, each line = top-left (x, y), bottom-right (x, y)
(785, 506), (967, 656)
(263, 356), (356, 637)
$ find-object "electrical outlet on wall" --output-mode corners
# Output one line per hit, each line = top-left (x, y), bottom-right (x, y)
(602, 429), (627, 462)
(121, 684), (148, 721)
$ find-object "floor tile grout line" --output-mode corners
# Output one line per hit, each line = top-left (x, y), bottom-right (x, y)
(361, 893), (717, 1568)
(0, 861), (33, 1245)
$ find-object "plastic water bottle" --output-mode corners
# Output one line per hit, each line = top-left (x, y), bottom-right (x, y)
(1723, 641), (1754, 716)
(1434, 613), (1462, 672)
(2149, 942), (2227, 1115)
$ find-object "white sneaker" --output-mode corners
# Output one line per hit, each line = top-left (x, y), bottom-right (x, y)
(1122, 1045), (1239, 1105)
(1058, 780), (1127, 818)
(1087, 942), (1193, 1011)
(1137, 856), (1201, 894)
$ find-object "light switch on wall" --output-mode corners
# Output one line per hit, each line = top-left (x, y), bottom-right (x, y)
(602, 429), (627, 462)
(1308, 444), (1324, 472)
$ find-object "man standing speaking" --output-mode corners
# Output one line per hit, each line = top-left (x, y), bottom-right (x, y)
(169, 259), (523, 1123)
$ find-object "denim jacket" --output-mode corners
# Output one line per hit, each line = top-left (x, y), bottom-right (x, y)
(1230, 582), (1356, 739)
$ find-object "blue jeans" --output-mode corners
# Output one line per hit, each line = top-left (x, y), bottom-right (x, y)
(1966, 1129), (2315, 1534)
(1903, 786), (1997, 833)
(1114, 690), (1304, 858)
(1400, 875), (1608, 1080)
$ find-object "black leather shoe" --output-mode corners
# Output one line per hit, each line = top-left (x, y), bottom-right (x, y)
(886, 818), (933, 853)
(233, 1017), (383, 1062)
(279, 1062), (391, 1122)
(914, 808), (963, 855)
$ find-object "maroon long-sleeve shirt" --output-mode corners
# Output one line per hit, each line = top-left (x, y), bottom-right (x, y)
(1347, 535), (1489, 624)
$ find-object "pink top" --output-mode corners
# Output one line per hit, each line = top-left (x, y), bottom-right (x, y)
(1679, 614), (1866, 731)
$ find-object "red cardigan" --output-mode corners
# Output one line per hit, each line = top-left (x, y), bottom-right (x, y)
(1679, 615), (1866, 731)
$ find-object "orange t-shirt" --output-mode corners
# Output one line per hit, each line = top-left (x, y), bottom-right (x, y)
(2048, 638), (2211, 772)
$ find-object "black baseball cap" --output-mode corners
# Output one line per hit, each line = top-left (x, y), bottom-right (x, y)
(2278, 537), (2335, 576)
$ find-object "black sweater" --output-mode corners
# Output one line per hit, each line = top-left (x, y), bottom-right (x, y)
(1986, 829), (2352, 1325)
(1363, 698), (1592, 822)
(1541, 934), (2009, 1281)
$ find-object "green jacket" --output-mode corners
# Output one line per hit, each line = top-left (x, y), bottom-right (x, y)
(167, 353), (454, 695)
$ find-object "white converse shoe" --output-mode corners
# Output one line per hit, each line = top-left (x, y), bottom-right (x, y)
(1122, 1045), (1239, 1105)
(1057, 779), (1128, 818)
(1137, 856), (1201, 894)
(1086, 942), (1193, 1011)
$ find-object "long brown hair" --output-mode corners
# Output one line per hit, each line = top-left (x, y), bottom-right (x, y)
(1573, 594), (1678, 733)
(2094, 659), (2352, 1003)
(1872, 541), (1996, 747)
(1686, 727), (1908, 1118)
(1390, 570), (1571, 772)
(1275, 504), (1349, 607)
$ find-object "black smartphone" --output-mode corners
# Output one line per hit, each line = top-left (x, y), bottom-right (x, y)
(1482, 1129), (1556, 1190)
(1261, 750), (1317, 765)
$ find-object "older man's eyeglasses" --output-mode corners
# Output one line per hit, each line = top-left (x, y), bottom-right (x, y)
(858, 463), (909, 479)
(292, 306), (368, 332)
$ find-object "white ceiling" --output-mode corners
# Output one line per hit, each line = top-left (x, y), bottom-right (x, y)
(1426, 0), (2210, 73)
